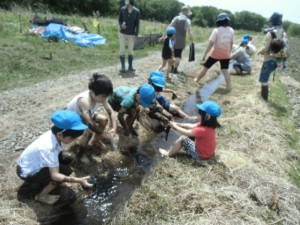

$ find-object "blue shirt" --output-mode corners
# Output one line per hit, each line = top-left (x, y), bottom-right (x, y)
(108, 86), (137, 109)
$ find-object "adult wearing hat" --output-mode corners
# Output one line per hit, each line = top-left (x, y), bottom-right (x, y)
(258, 12), (287, 101)
(168, 5), (194, 74)
(194, 12), (234, 90)
(16, 110), (93, 205)
(118, 0), (140, 73)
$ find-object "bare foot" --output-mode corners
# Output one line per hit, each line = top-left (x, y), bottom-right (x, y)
(159, 148), (169, 157)
(35, 194), (60, 205)
(80, 154), (91, 165)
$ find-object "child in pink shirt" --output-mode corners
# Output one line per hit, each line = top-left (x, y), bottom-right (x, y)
(159, 100), (222, 161)
(194, 13), (234, 90)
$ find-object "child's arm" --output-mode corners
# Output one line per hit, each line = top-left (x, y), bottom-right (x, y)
(102, 100), (117, 137)
(174, 122), (198, 129)
(49, 167), (93, 188)
(77, 98), (103, 135)
(117, 106), (132, 136)
(169, 121), (194, 137)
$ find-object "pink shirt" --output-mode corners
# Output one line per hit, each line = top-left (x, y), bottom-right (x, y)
(209, 26), (234, 59)
(191, 123), (216, 160)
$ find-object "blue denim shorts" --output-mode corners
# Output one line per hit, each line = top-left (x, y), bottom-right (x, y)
(181, 137), (200, 161)
(259, 60), (277, 83)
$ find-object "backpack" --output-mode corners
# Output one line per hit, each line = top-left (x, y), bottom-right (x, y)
(268, 29), (289, 78)
(269, 30), (289, 68)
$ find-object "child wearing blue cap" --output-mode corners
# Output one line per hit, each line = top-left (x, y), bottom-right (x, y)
(16, 110), (94, 205)
(230, 39), (253, 75)
(158, 27), (176, 80)
(148, 71), (196, 120)
(66, 73), (117, 164)
(159, 100), (221, 161)
(108, 84), (155, 136)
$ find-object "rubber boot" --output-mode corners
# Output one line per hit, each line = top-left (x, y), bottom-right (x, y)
(261, 85), (269, 101)
(128, 55), (135, 71)
(119, 55), (126, 73)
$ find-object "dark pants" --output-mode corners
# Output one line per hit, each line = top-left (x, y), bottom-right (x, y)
(17, 153), (72, 187)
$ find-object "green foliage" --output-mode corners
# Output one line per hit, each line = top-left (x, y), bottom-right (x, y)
(287, 23), (300, 37)
(234, 11), (266, 32)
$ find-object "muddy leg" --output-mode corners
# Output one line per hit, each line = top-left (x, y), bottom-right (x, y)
(159, 135), (185, 157)
(221, 69), (231, 90)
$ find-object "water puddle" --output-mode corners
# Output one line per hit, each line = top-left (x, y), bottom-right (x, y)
(50, 145), (155, 225)
(199, 63), (233, 101)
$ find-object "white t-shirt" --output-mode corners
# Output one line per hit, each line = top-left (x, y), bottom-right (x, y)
(17, 130), (62, 178)
(209, 26), (234, 59)
(66, 90), (100, 116)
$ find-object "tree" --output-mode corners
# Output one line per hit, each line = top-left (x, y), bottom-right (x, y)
(234, 11), (265, 32)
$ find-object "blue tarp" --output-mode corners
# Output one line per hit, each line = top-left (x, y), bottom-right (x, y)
(42, 23), (106, 47)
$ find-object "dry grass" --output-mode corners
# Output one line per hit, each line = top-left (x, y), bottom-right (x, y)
(111, 43), (300, 225)
(1, 33), (300, 225)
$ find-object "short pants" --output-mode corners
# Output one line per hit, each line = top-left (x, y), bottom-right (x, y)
(181, 137), (200, 161)
(204, 57), (230, 69)
(174, 49), (183, 58)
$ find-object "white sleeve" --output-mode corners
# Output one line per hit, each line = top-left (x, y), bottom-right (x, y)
(169, 39), (174, 48)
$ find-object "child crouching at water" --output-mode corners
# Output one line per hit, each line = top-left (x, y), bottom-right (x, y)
(159, 100), (221, 161)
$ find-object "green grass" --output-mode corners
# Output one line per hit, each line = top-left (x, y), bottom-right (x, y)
(0, 9), (211, 92)
(269, 79), (300, 187)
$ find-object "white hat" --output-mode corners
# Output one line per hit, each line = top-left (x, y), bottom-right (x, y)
(181, 6), (192, 16)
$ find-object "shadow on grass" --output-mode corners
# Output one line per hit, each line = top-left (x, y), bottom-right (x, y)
(268, 101), (288, 117)
(17, 182), (78, 225)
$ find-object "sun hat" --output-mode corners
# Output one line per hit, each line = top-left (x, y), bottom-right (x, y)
(150, 71), (165, 88)
(240, 38), (248, 46)
(269, 12), (282, 26)
(51, 110), (88, 130)
(166, 27), (176, 35)
(139, 84), (155, 108)
(216, 13), (230, 22)
(181, 6), (192, 16)
(196, 100), (222, 117)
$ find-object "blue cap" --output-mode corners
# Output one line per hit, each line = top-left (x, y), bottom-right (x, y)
(139, 84), (155, 108)
(243, 34), (250, 40)
(196, 100), (222, 117)
(167, 27), (176, 35)
(150, 71), (165, 88)
(240, 38), (248, 46)
(51, 110), (88, 130)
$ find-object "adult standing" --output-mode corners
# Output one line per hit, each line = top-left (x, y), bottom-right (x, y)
(258, 12), (286, 101)
(194, 13), (234, 90)
(169, 5), (194, 73)
(118, 0), (140, 73)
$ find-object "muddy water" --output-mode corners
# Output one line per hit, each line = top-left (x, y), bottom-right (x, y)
(50, 145), (155, 225)
(50, 95), (199, 225)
